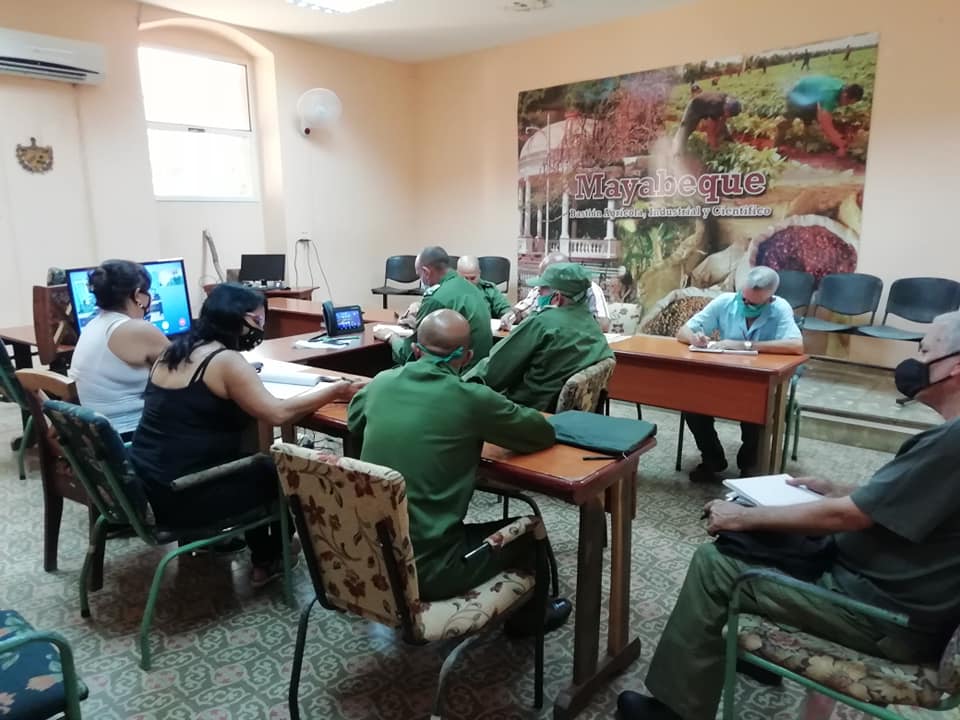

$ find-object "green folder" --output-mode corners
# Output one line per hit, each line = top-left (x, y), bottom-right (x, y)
(548, 411), (657, 457)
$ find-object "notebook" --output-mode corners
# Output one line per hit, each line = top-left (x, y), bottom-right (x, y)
(722, 474), (822, 507)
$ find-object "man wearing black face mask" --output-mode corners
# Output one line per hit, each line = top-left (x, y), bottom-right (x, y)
(616, 312), (960, 720)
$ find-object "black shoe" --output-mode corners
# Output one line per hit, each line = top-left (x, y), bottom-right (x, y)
(736, 659), (783, 687)
(504, 597), (573, 638)
(616, 691), (681, 720)
(689, 462), (726, 484)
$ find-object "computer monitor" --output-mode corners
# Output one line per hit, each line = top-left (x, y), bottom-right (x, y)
(66, 258), (193, 337)
(239, 254), (286, 283)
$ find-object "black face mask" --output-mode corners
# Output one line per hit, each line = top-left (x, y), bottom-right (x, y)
(237, 322), (265, 351)
(894, 351), (960, 399)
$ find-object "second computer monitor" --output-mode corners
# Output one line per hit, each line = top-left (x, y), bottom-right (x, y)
(239, 254), (286, 283)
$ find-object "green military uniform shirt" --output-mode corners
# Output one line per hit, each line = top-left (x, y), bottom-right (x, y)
(393, 270), (492, 370)
(347, 359), (555, 597)
(466, 301), (614, 412)
(476, 279), (511, 319)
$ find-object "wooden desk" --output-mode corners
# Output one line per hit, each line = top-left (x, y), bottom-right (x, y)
(0, 325), (39, 369)
(265, 299), (397, 339)
(247, 329), (394, 378)
(265, 361), (656, 719)
(203, 283), (317, 300)
(607, 335), (806, 473)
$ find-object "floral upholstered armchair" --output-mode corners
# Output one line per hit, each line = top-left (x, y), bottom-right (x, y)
(271, 442), (550, 720)
(0, 609), (86, 719)
(607, 302), (642, 335)
(724, 568), (960, 720)
(556, 357), (617, 414)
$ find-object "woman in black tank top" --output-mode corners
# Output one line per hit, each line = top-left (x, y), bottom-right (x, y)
(131, 284), (362, 586)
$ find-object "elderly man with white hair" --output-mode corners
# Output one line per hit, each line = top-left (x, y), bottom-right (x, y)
(618, 310), (960, 720)
(456, 255), (512, 319)
(676, 266), (804, 483)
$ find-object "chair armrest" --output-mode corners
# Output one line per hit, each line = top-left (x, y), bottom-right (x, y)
(170, 453), (272, 492)
(462, 516), (545, 563)
(730, 567), (911, 628)
(0, 629), (83, 704)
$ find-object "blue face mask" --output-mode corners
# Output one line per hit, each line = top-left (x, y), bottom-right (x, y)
(738, 292), (766, 319)
(415, 343), (465, 366)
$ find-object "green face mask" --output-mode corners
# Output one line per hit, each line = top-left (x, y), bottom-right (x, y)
(415, 343), (465, 366)
(738, 292), (766, 319)
(536, 292), (554, 309)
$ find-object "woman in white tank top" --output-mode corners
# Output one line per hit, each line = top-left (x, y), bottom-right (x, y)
(69, 260), (170, 436)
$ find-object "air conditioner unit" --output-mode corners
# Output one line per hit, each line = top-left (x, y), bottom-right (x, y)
(0, 28), (105, 85)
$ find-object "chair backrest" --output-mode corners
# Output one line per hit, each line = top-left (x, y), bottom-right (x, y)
(32, 284), (77, 366)
(884, 277), (960, 325)
(607, 302), (642, 335)
(0, 337), (28, 410)
(447, 255), (459, 269)
(384, 255), (419, 285)
(814, 273), (883, 320)
(42, 400), (152, 533)
(556, 357), (617, 414)
(478, 256), (511, 290)
(16, 370), (85, 503)
(271, 442), (421, 633)
(776, 270), (816, 313)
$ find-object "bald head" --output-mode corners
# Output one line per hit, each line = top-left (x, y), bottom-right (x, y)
(457, 255), (480, 284)
(539, 251), (570, 274)
(923, 311), (960, 359)
(417, 309), (472, 356)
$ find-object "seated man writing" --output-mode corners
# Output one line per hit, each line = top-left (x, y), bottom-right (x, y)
(676, 266), (803, 482)
(466, 263), (614, 412)
(348, 308), (572, 631)
(457, 255), (512, 319)
(503, 251), (610, 331)
(377, 246), (492, 370)
(618, 311), (960, 720)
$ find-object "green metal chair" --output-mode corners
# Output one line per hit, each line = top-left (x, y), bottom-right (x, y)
(0, 337), (34, 479)
(0, 609), (86, 719)
(779, 366), (806, 472)
(42, 399), (294, 671)
(723, 568), (960, 719)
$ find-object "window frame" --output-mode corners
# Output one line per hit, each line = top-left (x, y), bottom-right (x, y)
(138, 43), (261, 204)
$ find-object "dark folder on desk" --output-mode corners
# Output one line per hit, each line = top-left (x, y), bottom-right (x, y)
(548, 411), (657, 457)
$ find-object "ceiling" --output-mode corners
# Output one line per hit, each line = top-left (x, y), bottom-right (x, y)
(142, 0), (690, 62)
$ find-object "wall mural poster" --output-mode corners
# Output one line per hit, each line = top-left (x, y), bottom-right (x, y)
(516, 32), (878, 336)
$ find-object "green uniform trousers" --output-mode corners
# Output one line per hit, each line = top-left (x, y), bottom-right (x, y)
(645, 543), (942, 720)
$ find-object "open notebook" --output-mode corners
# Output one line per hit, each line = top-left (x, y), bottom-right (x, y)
(722, 474), (823, 507)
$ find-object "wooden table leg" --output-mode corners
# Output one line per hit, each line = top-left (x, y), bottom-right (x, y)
(757, 381), (779, 474)
(607, 457), (639, 654)
(769, 379), (790, 473)
(11, 341), (33, 370)
(554, 486), (643, 719)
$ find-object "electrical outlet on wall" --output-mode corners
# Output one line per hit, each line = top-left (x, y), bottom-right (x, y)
(298, 232), (311, 244)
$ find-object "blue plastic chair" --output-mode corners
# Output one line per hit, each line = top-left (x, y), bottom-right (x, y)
(370, 255), (422, 309)
(803, 273), (883, 333)
(776, 270), (816, 326)
(859, 277), (960, 342)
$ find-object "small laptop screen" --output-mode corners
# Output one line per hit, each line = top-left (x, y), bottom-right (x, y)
(66, 259), (193, 337)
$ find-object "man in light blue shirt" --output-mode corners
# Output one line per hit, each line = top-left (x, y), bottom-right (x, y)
(676, 266), (804, 482)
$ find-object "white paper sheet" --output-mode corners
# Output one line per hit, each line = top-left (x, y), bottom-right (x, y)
(722, 475), (822, 507)
(263, 382), (310, 400)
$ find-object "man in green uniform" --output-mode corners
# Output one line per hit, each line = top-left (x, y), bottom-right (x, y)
(774, 75), (864, 157)
(348, 309), (572, 631)
(617, 311), (960, 720)
(467, 263), (614, 412)
(378, 246), (492, 370)
(457, 255), (511, 319)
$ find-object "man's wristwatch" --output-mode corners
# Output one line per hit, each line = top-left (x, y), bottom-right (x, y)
(743, 341), (753, 350)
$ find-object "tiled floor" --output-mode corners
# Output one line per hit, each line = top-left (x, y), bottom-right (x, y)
(0, 400), (949, 719)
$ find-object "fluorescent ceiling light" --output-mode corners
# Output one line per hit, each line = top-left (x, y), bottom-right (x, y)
(285, 0), (395, 13)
